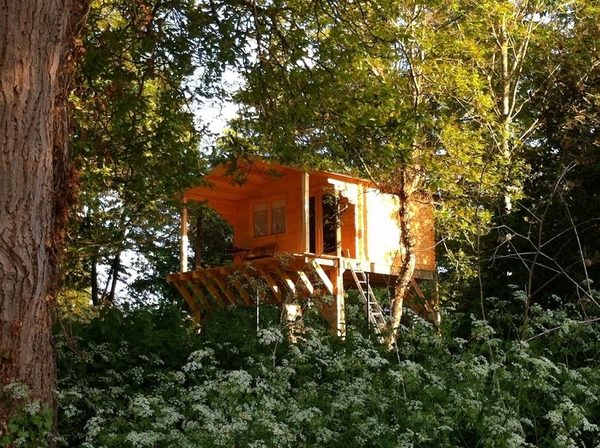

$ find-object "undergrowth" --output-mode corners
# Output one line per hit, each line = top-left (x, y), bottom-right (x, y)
(55, 292), (600, 447)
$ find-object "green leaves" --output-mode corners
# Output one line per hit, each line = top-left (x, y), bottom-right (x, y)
(66, 0), (244, 301)
(56, 296), (600, 447)
(0, 387), (53, 448)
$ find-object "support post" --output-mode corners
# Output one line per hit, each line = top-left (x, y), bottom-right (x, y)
(336, 198), (342, 258)
(327, 261), (346, 338)
(284, 303), (303, 343)
(301, 172), (310, 253)
(180, 198), (189, 272)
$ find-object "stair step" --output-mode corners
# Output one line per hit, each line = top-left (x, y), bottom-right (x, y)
(349, 263), (388, 340)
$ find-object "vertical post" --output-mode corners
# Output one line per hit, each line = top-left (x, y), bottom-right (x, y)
(335, 263), (346, 338)
(366, 272), (371, 325)
(180, 198), (188, 272)
(355, 184), (362, 260)
(301, 172), (310, 253)
(256, 291), (260, 332)
(284, 303), (302, 343)
(327, 262), (346, 338)
(336, 196), (342, 258)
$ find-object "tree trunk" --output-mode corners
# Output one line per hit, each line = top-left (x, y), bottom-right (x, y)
(500, 14), (513, 214)
(0, 0), (88, 434)
(385, 171), (417, 349)
(194, 213), (203, 269)
(91, 256), (99, 306)
(108, 252), (121, 303)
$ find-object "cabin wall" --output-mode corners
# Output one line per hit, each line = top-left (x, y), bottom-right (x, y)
(196, 196), (240, 232)
(240, 171), (304, 253)
(408, 199), (436, 271)
(364, 190), (435, 272)
(233, 198), (249, 248)
(187, 168), (434, 273)
(364, 189), (402, 266)
(340, 197), (356, 258)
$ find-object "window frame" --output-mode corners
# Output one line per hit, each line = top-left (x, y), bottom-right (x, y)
(253, 202), (269, 237)
(250, 197), (287, 239)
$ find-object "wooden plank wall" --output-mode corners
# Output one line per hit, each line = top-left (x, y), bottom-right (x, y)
(242, 171), (303, 252)
(364, 189), (436, 272)
(186, 168), (434, 273)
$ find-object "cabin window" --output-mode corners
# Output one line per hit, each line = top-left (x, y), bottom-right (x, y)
(271, 199), (286, 234)
(253, 199), (287, 238)
(253, 203), (268, 237)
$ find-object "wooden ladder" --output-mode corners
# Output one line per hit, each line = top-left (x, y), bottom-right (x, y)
(347, 262), (387, 336)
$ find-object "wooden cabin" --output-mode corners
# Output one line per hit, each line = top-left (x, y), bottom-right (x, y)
(167, 158), (436, 335)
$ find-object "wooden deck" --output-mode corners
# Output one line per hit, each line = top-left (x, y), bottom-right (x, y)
(167, 253), (435, 334)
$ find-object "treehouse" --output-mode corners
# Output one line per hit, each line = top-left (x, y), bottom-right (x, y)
(167, 158), (437, 336)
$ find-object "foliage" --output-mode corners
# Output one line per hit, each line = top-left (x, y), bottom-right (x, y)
(485, 0), (600, 303)
(65, 0), (242, 304)
(0, 384), (53, 448)
(57, 296), (600, 447)
(219, 0), (573, 259)
(50, 1), (600, 446)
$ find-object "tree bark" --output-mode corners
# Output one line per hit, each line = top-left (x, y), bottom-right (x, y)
(91, 256), (100, 306)
(385, 171), (417, 349)
(108, 252), (121, 303)
(0, 0), (88, 434)
(194, 213), (203, 269)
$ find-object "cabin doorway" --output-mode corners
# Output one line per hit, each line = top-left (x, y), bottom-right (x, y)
(309, 197), (316, 253)
(322, 194), (338, 254)
(308, 194), (338, 255)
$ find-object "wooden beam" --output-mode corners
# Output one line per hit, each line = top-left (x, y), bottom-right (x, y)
(174, 281), (200, 320)
(228, 275), (253, 306)
(192, 271), (227, 308)
(207, 271), (239, 306)
(336, 199), (342, 258)
(332, 265), (346, 338)
(301, 172), (310, 253)
(177, 271), (194, 281)
(410, 278), (426, 299)
(296, 270), (314, 296)
(276, 268), (296, 295)
(355, 184), (362, 259)
(413, 269), (435, 280)
(221, 268), (253, 306)
(189, 282), (212, 313)
(308, 260), (334, 295)
(258, 269), (283, 303)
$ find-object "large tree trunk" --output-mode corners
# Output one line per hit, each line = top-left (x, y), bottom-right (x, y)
(0, 0), (88, 434)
